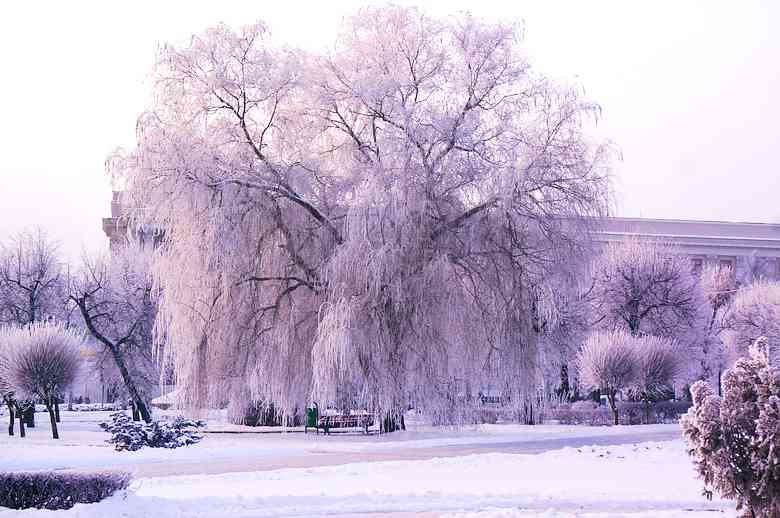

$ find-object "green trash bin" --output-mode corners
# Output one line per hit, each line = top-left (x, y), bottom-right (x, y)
(306, 406), (318, 434)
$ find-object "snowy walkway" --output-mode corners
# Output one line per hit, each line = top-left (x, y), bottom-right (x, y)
(98, 427), (684, 478)
(2, 441), (735, 517)
(0, 412), (736, 517)
(2, 411), (679, 477)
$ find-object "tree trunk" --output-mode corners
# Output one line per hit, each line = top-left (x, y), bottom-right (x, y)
(643, 396), (651, 425)
(6, 401), (14, 436)
(24, 404), (35, 427)
(381, 411), (404, 433)
(55, 399), (61, 423)
(108, 345), (151, 422)
(75, 299), (153, 423)
(607, 391), (619, 426)
(16, 406), (26, 438)
(627, 301), (641, 336)
(46, 400), (59, 439)
(131, 400), (140, 421)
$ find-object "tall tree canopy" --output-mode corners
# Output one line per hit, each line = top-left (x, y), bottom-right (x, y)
(589, 237), (704, 339)
(113, 6), (613, 422)
(0, 228), (66, 326)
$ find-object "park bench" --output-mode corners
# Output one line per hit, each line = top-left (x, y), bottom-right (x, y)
(318, 413), (374, 435)
(314, 412), (374, 435)
(304, 406), (375, 435)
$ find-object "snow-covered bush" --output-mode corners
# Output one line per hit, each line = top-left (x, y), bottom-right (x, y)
(548, 402), (610, 425)
(145, 416), (207, 449)
(99, 411), (205, 451)
(577, 330), (639, 425)
(682, 337), (780, 517)
(99, 411), (147, 451)
(0, 323), (83, 439)
(0, 471), (130, 510)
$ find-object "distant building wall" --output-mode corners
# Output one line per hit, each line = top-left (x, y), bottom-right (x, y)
(591, 217), (780, 284)
(102, 191), (160, 252)
(102, 191), (129, 251)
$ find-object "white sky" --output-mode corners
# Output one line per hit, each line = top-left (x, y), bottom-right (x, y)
(1, 1), (778, 260)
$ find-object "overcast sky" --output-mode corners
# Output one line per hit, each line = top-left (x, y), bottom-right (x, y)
(1, 1), (778, 260)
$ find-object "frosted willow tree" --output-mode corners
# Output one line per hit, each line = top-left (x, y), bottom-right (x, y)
(112, 6), (612, 425)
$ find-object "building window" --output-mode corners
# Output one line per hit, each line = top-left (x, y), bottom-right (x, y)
(691, 258), (703, 275)
(719, 257), (736, 278)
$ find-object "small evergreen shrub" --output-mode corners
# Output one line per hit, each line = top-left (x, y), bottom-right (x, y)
(99, 411), (206, 451)
(145, 417), (207, 449)
(99, 412), (147, 451)
(682, 338), (780, 518)
(0, 471), (130, 510)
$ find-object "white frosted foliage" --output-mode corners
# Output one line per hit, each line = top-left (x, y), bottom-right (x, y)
(112, 6), (613, 421)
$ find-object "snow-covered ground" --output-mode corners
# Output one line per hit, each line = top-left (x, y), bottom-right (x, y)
(0, 411), (735, 517)
(0, 410), (681, 476)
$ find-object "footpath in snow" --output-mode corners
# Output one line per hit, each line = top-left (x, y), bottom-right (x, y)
(2, 440), (734, 517)
(1, 410), (680, 476)
(0, 411), (735, 517)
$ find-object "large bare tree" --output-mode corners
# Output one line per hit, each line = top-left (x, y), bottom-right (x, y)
(0, 228), (68, 432)
(111, 7), (613, 423)
(0, 228), (64, 325)
(70, 247), (157, 422)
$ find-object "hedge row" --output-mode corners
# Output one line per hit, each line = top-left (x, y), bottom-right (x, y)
(547, 400), (692, 426)
(0, 471), (131, 510)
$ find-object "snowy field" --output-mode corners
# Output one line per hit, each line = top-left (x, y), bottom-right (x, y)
(0, 411), (736, 517)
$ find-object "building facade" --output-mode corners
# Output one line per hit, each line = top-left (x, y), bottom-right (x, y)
(104, 193), (780, 281)
(591, 217), (780, 283)
(101, 191), (129, 252)
(102, 191), (160, 252)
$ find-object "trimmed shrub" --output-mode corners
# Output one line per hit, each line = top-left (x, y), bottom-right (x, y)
(100, 411), (205, 451)
(548, 400), (691, 426)
(652, 400), (692, 423)
(0, 471), (131, 510)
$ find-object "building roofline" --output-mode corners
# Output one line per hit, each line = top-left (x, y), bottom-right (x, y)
(604, 216), (780, 228)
